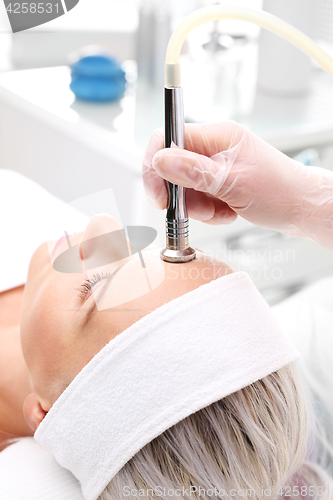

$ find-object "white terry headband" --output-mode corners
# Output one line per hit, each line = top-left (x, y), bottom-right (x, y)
(35, 271), (300, 500)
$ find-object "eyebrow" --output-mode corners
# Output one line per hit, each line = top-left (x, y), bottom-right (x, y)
(82, 262), (127, 328)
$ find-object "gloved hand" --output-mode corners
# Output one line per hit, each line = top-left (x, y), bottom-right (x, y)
(142, 121), (333, 250)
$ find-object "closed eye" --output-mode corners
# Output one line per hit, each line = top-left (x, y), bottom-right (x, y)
(75, 272), (111, 301)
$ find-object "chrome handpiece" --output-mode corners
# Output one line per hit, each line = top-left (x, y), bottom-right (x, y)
(160, 87), (196, 263)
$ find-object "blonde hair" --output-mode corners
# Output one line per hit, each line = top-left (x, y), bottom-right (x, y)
(101, 362), (333, 500)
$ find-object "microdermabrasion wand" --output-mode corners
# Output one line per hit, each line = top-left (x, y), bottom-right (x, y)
(160, 87), (196, 263)
(159, 6), (333, 263)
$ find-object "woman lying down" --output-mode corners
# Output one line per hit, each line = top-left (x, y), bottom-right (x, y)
(0, 208), (332, 500)
(2, 117), (333, 500)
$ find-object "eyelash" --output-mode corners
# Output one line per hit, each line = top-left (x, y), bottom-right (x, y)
(75, 272), (111, 300)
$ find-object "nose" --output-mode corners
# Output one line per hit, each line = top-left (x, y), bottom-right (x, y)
(79, 214), (129, 272)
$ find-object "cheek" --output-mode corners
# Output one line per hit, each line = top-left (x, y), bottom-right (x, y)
(21, 280), (66, 376)
(31, 307), (64, 358)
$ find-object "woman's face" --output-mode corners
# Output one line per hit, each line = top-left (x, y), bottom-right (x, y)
(20, 214), (233, 430)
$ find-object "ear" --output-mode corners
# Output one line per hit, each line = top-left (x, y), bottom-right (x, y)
(23, 393), (48, 432)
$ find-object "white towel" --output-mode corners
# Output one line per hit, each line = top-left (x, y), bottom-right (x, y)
(0, 438), (83, 500)
(35, 271), (300, 500)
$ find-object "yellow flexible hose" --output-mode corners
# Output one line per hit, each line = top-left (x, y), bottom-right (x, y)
(165, 6), (333, 87)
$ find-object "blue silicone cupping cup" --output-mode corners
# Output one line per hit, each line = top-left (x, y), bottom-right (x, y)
(70, 54), (126, 103)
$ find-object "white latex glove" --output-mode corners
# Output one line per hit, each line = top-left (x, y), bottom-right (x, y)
(142, 121), (333, 250)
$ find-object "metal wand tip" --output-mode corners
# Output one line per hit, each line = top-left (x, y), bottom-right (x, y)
(160, 247), (196, 263)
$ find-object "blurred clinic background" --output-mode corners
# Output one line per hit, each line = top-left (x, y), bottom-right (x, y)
(1, 0), (333, 304)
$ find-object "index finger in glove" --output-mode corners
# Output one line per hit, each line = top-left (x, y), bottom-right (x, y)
(144, 121), (244, 165)
(142, 121), (244, 210)
(142, 127), (168, 210)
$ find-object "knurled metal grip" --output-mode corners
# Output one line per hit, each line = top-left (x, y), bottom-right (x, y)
(165, 219), (189, 250)
(160, 87), (196, 263)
